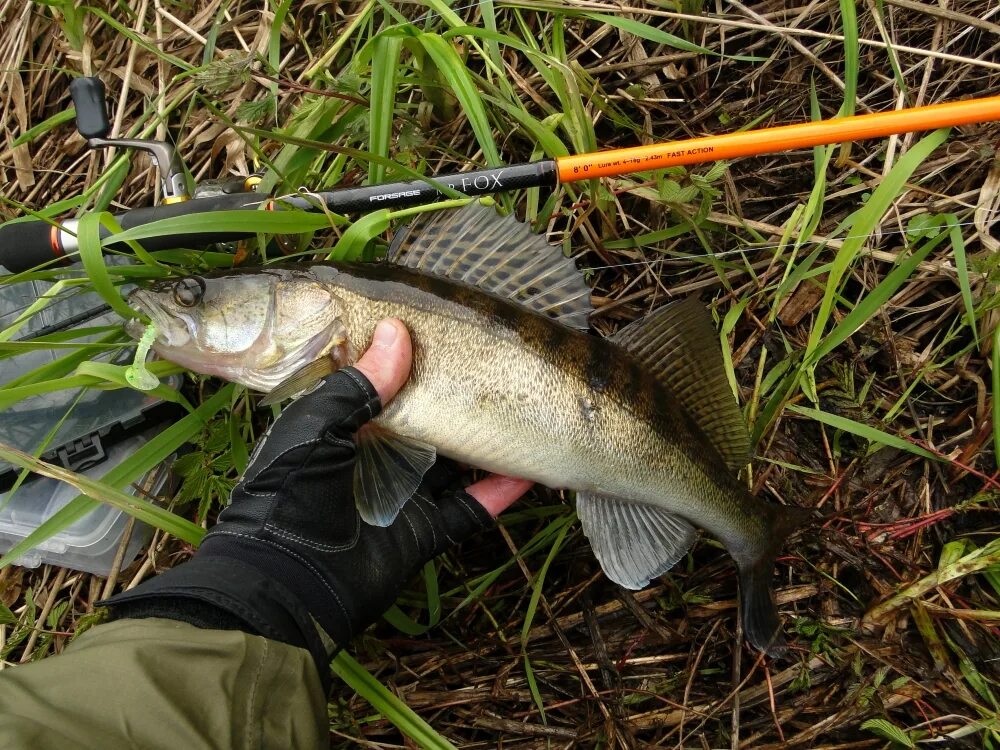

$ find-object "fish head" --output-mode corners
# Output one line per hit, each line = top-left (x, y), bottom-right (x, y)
(126, 270), (348, 389)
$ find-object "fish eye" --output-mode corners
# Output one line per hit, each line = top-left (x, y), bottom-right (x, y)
(173, 276), (206, 307)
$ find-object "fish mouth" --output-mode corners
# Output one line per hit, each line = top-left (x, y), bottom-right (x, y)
(124, 317), (147, 340)
(126, 289), (192, 347)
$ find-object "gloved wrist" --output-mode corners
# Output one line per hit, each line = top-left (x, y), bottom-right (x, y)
(103, 366), (494, 684)
(102, 556), (334, 688)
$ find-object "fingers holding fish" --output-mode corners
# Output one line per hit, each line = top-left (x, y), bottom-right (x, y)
(345, 317), (533, 522)
(352, 318), (412, 405)
(465, 475), (535, 517)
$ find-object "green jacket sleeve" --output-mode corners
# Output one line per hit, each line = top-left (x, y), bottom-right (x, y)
(0, 618), (327, 750)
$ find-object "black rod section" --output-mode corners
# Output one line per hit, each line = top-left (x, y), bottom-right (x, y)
(0, 161), (558, 273)
(301, 160), (557, 213)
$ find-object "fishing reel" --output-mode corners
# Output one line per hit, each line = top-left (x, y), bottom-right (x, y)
(69, 77), (193, 205)
(70, 77), (263, 205)
(0, 76), (272, 273)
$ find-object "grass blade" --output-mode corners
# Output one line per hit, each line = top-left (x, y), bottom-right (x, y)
(368, 32), (403, 185)
(0, 442), (204, 550)
(331, 650), (458, 749)
(803, 128), (950, 370)
(78, 212), (140, 319)
(12, 108), (76, 148)
(835, 0), (859, 163)
(812, 227), (947, 362)
(581, 12), (712, 55)
(325, 209), (390, 261)
(416, 33), (501, 167)
(993, 323), (1000, 470)
(787, 404), (938, 461)
(382, 561), (441, 635)
(520, 520), (570, 723)
(947, 215), (979, 344)
(110, 209), (341, 245)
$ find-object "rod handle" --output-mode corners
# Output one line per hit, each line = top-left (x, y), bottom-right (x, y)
(0, 219), (64, 273)
(0, 193), (263, 273)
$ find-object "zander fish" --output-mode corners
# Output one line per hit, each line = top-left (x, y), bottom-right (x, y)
(126, 203), (809, 654)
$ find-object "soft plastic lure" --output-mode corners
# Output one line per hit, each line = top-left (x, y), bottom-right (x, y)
(125, 321), (161, 391)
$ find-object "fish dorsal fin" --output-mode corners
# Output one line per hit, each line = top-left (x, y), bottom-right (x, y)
(611, 297), (751, 473)
(389, 202), (593, 331)
(577, 492), (697, 589)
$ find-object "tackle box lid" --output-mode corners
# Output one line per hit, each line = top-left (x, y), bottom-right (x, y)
(0, 272), (180, 480)
(0, 431), (171, 575)
(0, 268), (183, 575)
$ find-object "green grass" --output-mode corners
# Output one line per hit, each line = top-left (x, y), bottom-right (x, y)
(2, 1), (999, 746)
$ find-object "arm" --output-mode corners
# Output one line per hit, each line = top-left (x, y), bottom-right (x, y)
(0, 319), (531, 750)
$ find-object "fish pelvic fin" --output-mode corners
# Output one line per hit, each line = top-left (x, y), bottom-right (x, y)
(738, 503), (813, 656)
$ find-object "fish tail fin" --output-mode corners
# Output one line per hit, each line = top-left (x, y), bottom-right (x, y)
(738, 503), (813, 656)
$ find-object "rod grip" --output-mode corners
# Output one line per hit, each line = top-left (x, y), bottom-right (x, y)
(109, 193), (264, 248)
(0, 220), (63, 273)
(0, 193), (264, 273)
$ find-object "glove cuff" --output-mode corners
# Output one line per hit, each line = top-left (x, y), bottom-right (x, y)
(100, 556), (334, 691)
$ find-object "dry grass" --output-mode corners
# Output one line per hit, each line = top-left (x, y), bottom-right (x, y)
(2, 0), (1000, 747)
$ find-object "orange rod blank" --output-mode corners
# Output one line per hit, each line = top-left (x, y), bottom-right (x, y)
(556, 96), (1000, 182)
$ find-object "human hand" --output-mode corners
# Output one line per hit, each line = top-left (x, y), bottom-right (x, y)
(105, 319), (532, 687)
(351, 318), (534, 516)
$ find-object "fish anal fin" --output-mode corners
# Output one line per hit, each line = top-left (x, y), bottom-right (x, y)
(389, 203), (594, 331)
(353, 423), (436, 526)
(577, 492), (697, 590)
(611, 297), (751, 473)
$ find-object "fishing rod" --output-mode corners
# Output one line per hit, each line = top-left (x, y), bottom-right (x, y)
(2, 76), (1000, 273)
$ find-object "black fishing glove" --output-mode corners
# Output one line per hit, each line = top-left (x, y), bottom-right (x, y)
(103, 367), (493, 688)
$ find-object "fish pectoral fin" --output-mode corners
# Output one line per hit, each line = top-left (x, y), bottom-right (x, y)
(353, 423), (437, 527)
(259, 357), (338, 406)
(577, 492), (697, 590)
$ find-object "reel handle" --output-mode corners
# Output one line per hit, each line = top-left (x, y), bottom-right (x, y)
(69, 77), (111, 140)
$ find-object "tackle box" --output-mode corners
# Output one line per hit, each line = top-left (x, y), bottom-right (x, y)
(0, 268), (183, 576)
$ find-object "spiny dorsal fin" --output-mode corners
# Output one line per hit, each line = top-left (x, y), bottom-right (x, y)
(389, 203), (593, 330)
(577, 492), (697, 589)
(611, 297), (751, 473)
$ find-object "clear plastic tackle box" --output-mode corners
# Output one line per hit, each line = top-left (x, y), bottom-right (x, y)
(0, 269), (183, 575)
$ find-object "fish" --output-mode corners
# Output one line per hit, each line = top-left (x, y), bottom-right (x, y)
(126, 202), (810, 655)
